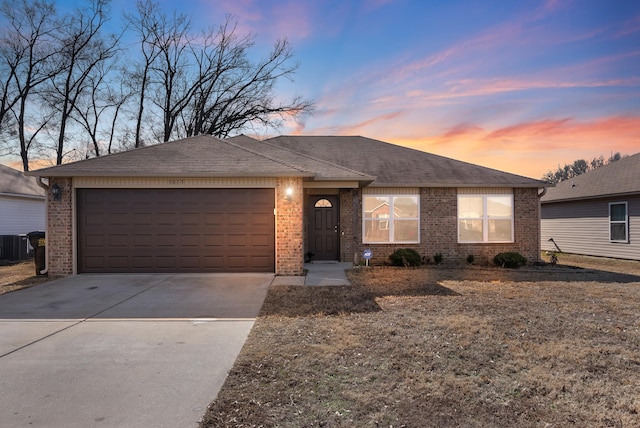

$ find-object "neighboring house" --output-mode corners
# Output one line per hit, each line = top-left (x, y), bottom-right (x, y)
(541, 152), (640, 261)
(25, 135), (547, 278)
(0, 164), (46, 260)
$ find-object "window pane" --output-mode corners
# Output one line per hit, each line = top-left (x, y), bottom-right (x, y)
(459, 219), (483, 241)
(610, 204), (626, 221)
(459, 196), (483, 218)
(488, 219), (512, 241)
(364, 196), (389, 219)
(611, 223), (627, 241)
(394, 220), (419, 242)
(394, 196), (418, 218)
(314, 198), (332, 208)
(378, 214), (389, 230)
(364, 219), (389, 242)
(487, 196), (512, 218)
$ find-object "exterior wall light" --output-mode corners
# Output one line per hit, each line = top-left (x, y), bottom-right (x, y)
(285, 186), (293, 201)
(51, 183), (62, 201)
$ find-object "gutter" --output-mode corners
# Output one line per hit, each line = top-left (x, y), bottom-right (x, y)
(537, 187), (548, 198)
(34, 177), (49, 275)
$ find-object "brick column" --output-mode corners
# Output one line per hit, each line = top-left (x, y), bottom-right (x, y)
(47, 177), (73, 278)
(275, 177), (304, 275)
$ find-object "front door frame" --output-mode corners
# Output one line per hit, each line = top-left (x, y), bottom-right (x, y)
(306, 194), (340, 261)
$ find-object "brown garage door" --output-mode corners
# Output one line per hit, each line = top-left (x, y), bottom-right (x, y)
(77, 188), (275, 273)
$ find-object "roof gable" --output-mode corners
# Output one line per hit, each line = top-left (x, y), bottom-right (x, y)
(266, 136), (546, 188)
(542, 152), (640, 203)
(25, 134), (374, 184)
(0, 164), (44, 198)
(24, 134), (548, 188)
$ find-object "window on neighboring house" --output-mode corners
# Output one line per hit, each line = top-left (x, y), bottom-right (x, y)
(609, 202), (628, 242)
(458, 194), (514, 243)
(363, 195), (419, 243)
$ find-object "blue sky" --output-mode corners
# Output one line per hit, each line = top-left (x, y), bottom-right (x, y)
(61, 0), (640, 177)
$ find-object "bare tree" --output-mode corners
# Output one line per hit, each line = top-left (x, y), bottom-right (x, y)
(146, 6), (192, 142)
(182, 19), (313, 138)
(44, 0), (120, 165)
(542, 152), (628, 184)
(70, 61), (131, 157)
(0, 0), (313, 167)
(0, 0), (61, 171)
(127, 3), (313, 143)
(124, 0), (164, 148)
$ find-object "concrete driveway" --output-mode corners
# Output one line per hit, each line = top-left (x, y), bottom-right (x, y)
(0, 273), (272, 428)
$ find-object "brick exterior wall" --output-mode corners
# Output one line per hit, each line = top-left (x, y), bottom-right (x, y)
(44, 177), (538, 278)
(339, 189), (358, 262)
(46, 177), (73, 278)
(275, 177), (304, 275)
(344, 187), (541, 266)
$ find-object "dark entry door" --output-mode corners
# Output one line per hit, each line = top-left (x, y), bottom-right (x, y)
(307, 195), (339, 261)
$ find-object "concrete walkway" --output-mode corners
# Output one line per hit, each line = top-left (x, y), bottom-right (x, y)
(271, 261), (353, 286)
(0, 273), (271, 428)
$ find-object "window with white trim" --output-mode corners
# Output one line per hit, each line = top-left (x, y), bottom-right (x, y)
(458, 194), (514, 243)
(363, 195), (419, 243)
(609, 202), (628, 242)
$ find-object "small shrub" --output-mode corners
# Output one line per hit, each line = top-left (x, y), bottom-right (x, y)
(494, 252), (527, 268)
(466, 254), (475, 264)
(434, 253), (443, 264)
(389, 248), (422, 267)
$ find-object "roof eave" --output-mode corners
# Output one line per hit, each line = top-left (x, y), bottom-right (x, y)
(368, 181), (548, 188)
(25, 171), (316, 178)
(542, 190), (640, 204)
(0, 192), (45, 200)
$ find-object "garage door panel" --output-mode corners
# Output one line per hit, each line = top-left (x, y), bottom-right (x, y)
(203, 234), (224, 247)
(84, 234), (105, 247)
(108, 213), (129, 225)
(133, 256), (152, 269)
(179, 234), (200, 247)
(78, 188), (275, 273)
(108, 235), (127, 247)
(132, 234), (153, 247)
(157, 256), (176, 269)
(180, 213), (201, 225)
(109, 256), (129, 269)
(203, 256), (223, 268)
(204, 213), (224, 225)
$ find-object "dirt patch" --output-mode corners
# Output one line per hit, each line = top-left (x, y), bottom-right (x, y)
(0, 261), (50, 294)
(201, 255), (640, 427)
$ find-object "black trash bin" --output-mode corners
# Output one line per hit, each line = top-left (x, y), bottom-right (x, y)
(27, 231), (46, 276)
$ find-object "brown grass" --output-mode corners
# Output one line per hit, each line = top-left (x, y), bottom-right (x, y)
(0, 261), (49, 294)
(201, 255), (640, 427)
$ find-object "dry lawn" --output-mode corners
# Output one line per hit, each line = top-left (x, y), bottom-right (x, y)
(201, 255), (640, 427)
(0, 261), (49, 294)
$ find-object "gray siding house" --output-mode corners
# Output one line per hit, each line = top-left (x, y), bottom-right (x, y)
(0, 164), (46, 261)
(541, 153), (640, 261)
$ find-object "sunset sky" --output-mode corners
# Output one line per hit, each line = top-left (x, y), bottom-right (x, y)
(27, 0), (640, 178)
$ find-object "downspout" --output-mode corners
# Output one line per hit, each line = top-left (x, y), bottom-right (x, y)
(537, 187), (547, 198)
(536, 187), (548, 263)
(35, 176), (49, 275)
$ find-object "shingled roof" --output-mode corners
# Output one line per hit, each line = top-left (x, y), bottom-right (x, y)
(541, 152), (640, 203)
(0, 164), (44, 198)
(266, 136), (546, 187)
(25, 134), (547, 188)
(24, 135), (374, 184)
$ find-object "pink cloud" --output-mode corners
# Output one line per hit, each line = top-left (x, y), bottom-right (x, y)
(200, 0), (316, 42)
(355, 115), (640, 178)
